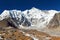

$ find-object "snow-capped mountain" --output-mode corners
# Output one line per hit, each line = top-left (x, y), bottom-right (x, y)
(0, 7), (60, 29)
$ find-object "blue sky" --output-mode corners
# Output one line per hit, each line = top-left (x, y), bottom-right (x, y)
(0, 0), (60, 13)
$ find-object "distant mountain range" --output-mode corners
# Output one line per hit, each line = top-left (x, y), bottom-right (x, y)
(0, 7), (60, 29)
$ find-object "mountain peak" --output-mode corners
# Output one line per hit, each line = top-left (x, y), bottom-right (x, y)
(29, 7), (41, 12)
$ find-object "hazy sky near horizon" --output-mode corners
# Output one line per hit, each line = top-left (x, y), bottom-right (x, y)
(0, 0), (60, 13)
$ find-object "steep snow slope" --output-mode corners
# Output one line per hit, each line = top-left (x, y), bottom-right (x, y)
(0, 10), (10, 21)
(0, 7), (60, 29)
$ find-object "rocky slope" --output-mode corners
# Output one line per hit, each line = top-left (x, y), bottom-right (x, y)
(47, 13), (60, 29)
(0, 18), (60, 40)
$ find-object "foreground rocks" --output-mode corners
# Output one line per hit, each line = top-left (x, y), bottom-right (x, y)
(0, 26), (60, 40)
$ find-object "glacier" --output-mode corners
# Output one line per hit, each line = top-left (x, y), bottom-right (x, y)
(0, 7), (60, 29)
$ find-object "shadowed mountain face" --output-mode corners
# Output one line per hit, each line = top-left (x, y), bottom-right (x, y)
(0, 19), (8, 27)
(47, 13), (60, 28)
(0, 18), (18, 28)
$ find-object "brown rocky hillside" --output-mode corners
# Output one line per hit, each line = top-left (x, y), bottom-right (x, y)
(0, 19), (60, 40)
(47, 13), (60, 29)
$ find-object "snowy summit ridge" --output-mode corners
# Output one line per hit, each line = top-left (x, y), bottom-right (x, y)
(0, 7), (60, 29)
